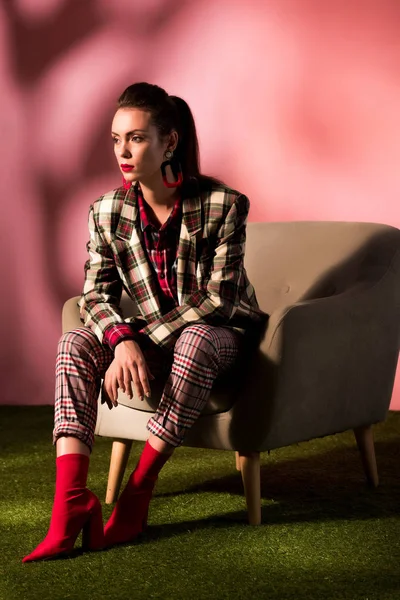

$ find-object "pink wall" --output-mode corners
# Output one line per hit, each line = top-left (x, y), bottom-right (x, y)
(1, 0), (399, 407)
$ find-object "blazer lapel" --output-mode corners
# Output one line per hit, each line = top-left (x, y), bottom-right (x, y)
(114, 185), (162, 318)
(177, 191), (203, 304)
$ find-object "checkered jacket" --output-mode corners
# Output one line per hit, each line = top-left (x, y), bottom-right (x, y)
(78, 180), (267, 350)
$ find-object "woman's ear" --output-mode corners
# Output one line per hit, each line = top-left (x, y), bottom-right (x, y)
(166, 130), (179, 153)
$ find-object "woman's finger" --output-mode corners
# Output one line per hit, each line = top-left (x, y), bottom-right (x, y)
(129, 366), (144, 400)
(101, 383), (114, 410)
(111, 370), (120, 406)
(146, 364), (155, 381)
(137, 364), (151, 399)
(118, 368), (125, 394)
(123, 368), (134, 399)
(103, 371), (117, 408)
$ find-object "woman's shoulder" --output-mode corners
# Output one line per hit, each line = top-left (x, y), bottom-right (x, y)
(88, 186), (131, 236)
(184, 177), (249, 230)
(187, 176), (248, 205)
(91, 185), (127, 215)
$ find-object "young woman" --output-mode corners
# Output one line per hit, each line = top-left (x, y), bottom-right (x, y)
(23, 82), (267, 562)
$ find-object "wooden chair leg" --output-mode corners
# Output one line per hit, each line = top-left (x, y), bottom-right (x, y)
(105, 439), (133, 504)
(353, 425), (379, 488)
(235, 451), (241, 471)
(238, 452), (261, 525)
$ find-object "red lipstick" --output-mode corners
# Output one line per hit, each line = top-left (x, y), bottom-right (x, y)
(121, 164), (134, 172)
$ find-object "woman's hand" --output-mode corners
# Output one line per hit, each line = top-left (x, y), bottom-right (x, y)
(102, 339), (154, 409)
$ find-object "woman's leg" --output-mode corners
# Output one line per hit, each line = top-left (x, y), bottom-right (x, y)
(147, 324), (242, 447)
(56, 437), (90, 457)
(104, 324), (241, 547)
(23, 327), (113, 562)
(53, 327), (114, 452)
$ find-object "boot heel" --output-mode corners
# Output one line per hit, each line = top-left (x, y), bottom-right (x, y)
(82, 501), (105, 551)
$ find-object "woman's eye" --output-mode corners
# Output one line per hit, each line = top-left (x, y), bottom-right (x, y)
(112, 136), (142, 144)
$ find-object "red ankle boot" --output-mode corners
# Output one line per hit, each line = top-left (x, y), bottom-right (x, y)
(104, 441), (171, 547)
(22, 453), (105, 563)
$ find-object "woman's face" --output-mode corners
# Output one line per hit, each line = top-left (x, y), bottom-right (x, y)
(111, 107), (176, 186)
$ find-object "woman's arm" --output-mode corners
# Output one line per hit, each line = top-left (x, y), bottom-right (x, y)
(141, 194), (249, 349)
(78, 206), (128, 343)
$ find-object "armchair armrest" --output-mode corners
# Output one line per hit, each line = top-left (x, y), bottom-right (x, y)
(233, 252), (400, 451)
(259, 259), (400, 448)
(62, 296), (82, 333)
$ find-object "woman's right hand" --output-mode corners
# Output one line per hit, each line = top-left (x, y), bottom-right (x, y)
(102, 339), (154, 408)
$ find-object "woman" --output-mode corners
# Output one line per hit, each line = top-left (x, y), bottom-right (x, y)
(23, 82), (267, 562)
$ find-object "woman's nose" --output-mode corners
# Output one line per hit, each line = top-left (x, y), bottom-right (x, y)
(120, 144), (131, 158)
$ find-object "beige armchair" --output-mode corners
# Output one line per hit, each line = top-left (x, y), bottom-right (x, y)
(62, 221), (400, 525)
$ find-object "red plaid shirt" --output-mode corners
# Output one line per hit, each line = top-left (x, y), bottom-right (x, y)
(104, 188), (182, 351)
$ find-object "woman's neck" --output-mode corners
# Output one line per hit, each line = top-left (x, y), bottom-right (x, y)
(138, 176), (178, 210)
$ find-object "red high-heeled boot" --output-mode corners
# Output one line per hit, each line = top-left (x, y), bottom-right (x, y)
(104, 441), (171, 547)
(22, 453), (105, 562)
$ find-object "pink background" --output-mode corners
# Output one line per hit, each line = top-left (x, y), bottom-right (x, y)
(1, 0), (399, 408)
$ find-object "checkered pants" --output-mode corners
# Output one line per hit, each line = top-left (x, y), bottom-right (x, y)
(53, 325), (242, 451)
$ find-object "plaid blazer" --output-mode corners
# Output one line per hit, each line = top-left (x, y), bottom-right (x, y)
(78, 180), (267, 350)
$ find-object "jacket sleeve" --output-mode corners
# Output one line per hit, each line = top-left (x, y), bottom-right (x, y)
(140, 194), (249, 349)
(78, 206), (126, 343)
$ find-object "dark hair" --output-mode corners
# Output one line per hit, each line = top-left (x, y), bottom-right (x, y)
(117, 82), (222, 190)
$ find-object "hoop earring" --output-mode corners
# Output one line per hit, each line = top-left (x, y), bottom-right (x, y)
(122, 177), (131, 190)
(161, 152), (183, 188)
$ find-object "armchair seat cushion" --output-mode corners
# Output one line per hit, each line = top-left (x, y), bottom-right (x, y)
(115, 370), (238, 416)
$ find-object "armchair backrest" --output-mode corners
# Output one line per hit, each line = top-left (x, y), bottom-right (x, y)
(117, 221), (400, 318)
(244, 221), (400, 314)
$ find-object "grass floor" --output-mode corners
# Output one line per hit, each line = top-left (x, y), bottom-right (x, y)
(1, 407), (400, 600)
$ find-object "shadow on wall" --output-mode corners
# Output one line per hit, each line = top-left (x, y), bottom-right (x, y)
(0, 0), (399, 406)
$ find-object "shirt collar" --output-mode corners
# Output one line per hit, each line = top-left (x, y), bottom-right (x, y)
(137, 185), (182, 232)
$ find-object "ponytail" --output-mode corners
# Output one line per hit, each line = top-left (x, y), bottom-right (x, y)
(168, 95), (200, 179)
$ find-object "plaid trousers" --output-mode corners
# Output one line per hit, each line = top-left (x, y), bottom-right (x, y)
(53, 324), (242, 450)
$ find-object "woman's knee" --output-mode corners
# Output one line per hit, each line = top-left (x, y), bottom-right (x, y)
(57, 327), (100, 356)
(175, 324), (218, 358)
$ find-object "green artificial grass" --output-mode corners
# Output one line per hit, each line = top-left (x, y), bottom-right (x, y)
(1, 407), (400, 600)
